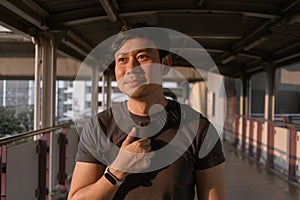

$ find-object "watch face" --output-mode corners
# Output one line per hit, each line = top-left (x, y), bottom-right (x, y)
(104, 172), (118, 185)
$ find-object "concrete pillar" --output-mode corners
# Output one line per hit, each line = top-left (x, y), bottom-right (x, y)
(263, 63), (276, 168)
(182, 82), (190, 105)
(263, 63), (276, 121)
(240, 76), (250, 152)
(240, 77), (250, 117)
(38, 30), (66, 199)
(91, 65), (99, 115)
(38, 30), (65, 128)
(32, 36), (42, 130)
(106, 69), (113, 109)
(102, 75), (106, 110)
(189, 81), (207, 115)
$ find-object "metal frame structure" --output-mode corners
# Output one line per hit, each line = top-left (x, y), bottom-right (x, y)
(0, 0), (300, 77)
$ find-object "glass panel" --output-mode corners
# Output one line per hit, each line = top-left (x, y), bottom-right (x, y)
(6, 140), (40, 200)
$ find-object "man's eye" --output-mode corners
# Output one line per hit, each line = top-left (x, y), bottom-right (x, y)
(118, 57), (126, 63)
(137, 54), (148, 60)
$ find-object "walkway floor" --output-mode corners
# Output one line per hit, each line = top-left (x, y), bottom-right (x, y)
(223, 141), (300, 200)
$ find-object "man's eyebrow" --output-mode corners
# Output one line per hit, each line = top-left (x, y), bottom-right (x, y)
(115, 50), (128, 57)
(115, 48), (156, 57)
(137, 48), (156, 53)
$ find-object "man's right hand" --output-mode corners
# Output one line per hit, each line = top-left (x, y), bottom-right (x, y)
(110, 127), (154, 177)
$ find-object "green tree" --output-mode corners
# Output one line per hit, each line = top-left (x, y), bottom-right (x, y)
(0, 106), (34, 137)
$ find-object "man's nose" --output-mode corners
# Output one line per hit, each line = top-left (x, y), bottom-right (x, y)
(126, 57), (140, 74)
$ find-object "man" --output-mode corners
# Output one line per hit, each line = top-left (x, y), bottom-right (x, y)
(68, 26), (226, 200)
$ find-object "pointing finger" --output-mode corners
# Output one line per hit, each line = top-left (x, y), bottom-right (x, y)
(122, 127), (137, 146)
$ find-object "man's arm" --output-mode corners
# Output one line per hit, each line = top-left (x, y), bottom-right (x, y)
(195, 163), (226, 200)
(68, 162), (124, 200)
(68, 127), (152, 200)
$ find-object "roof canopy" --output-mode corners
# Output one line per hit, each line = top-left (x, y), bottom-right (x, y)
(1, 0), (300, 80)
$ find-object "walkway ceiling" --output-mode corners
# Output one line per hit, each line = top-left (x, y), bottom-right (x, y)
(1, 0), (300, 79)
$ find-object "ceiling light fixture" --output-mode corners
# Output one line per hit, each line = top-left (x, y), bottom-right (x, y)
(221, 55), (236, 64)
(286, 14), (300, 24)
(243, 34), (271, 51)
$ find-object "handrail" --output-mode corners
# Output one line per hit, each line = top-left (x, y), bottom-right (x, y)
(234, 114), (300, 128)
(0, 121), (75, 145)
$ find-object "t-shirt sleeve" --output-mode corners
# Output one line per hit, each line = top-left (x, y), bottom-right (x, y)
(194, 119), (225, 170)
(76, 138), (101, 164)
(75, 116), (104, 164)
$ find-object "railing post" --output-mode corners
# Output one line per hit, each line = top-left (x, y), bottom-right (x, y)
(0, 145), (6, 199)
(248, 119), (254, 157)
(233, 115), (239, 148)
(241, 116), (247, 153)
(58, 133), (67, 185)
(256, 120), (262, 162)
(0, 146), (2, 199)
(36, 140), (47, 200)
(267, 121), (275, 168)
(288, 126), (297, 181)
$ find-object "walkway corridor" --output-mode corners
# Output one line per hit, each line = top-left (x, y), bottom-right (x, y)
(223, 141), (300, 200)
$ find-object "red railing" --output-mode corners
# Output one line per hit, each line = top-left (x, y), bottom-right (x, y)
(227, 114), (300, 183)
(0, 122), (78, 200)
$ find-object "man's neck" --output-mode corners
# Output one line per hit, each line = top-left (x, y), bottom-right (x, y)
(127, 95), (169, 116)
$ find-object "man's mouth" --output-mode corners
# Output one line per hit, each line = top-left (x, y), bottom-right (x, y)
(124, 79), (145, 87)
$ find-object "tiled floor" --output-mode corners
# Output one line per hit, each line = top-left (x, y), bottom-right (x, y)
(223, 141), (300, 200)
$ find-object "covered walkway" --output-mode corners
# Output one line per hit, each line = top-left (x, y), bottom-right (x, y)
(0, 0), (300, 199)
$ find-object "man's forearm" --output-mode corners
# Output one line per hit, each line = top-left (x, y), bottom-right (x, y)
(69, 175), (122, 200)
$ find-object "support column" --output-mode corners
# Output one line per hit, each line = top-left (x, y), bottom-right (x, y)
(32, 36), (42, 130)
(241, 76), (250, 153)
(39, 31), (65, 128)
(91, 65), (99, 115)
(38, 30), (66, 200)
(263, 63), (276, 168)
(101, 70), (113, 110)
(106, 69), (113, 109)
(102, 75), (106, 110)
(241, 77), (250, 117)
(264, 63), (275, 121)
(182, 81), (190, 105)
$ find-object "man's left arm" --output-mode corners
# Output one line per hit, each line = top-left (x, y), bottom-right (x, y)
(195, 163), (226, 200)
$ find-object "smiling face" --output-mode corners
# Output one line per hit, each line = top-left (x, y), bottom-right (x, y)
(114, 37), (168, 98)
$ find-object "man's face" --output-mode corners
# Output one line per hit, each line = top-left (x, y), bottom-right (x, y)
(114, 37), (166, 98)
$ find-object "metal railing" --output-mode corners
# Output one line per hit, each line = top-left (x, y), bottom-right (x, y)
(0, 122), (78, 200)
(224, 114), (300, 183)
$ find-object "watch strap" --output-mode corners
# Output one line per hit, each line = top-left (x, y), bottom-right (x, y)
(104, 167), (123, 186)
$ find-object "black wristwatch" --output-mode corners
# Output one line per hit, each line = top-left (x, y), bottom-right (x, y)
(104, 167), (124, 186)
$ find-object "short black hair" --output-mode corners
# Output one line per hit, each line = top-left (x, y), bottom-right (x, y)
(111, 24), (170, 59)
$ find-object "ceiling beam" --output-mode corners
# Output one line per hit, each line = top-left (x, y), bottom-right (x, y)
(280, 0), (300, 14)
(191, 35), (242, 40)
(0, 0), (48, 30)
(273, 51), (300, 64)
(99, 0), (126, 25)
(50, 7), (108, 26)
(19, 0), (49, 17)
(1, 0), (93, 59)
(57, 9), (277, 26)
(215, 0), (300, 66)
(243, 33), (271, 51)
(65, 31), (93, 53)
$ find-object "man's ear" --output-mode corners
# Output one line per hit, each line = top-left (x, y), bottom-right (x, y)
(161, 54), (172, 75)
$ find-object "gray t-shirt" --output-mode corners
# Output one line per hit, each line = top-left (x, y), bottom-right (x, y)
(76, 100), (225, 200)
